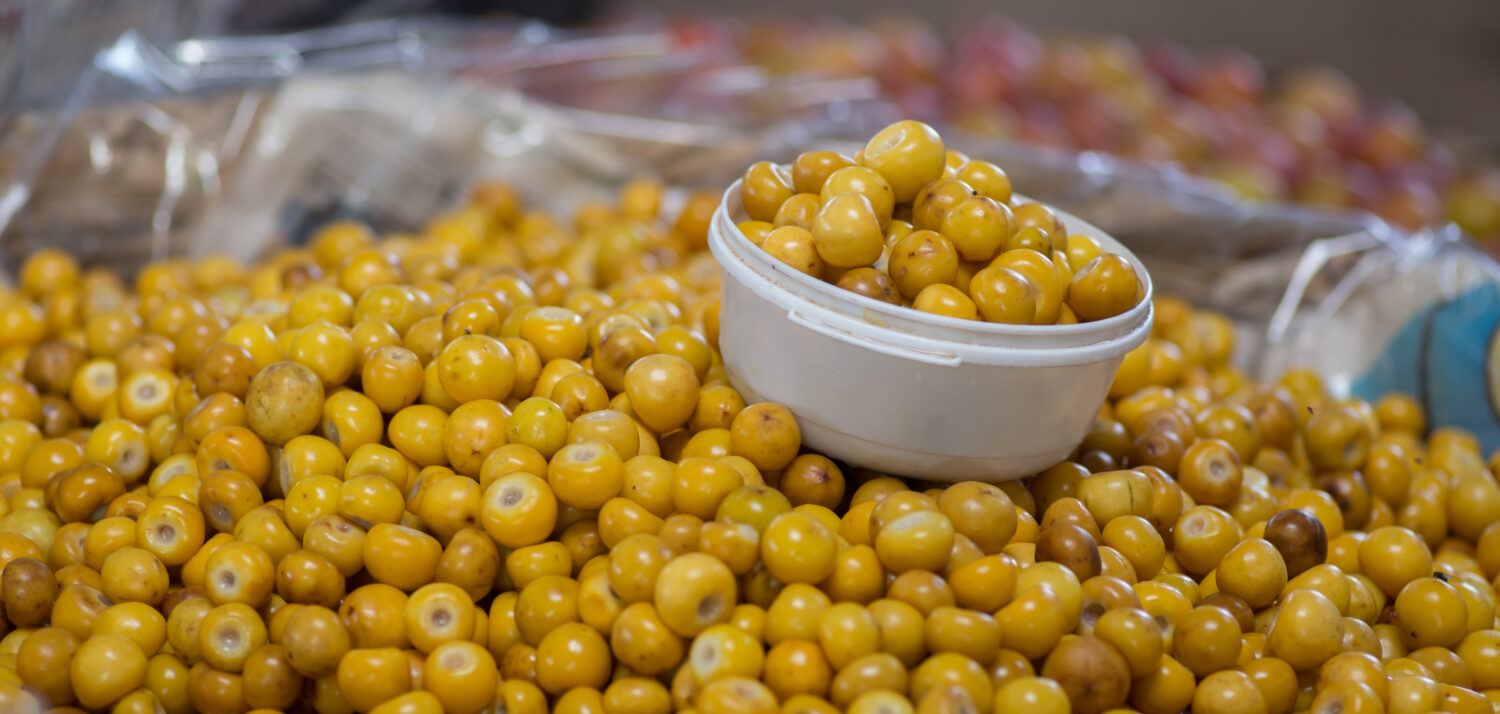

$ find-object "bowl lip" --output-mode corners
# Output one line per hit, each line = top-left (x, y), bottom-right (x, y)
(711, 172), (1155, 345)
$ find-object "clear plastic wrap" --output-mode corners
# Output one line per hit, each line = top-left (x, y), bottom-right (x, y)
(1261, 226), (1500, 451)
(1, 0), (236, 112)
(3, 13), (1492, 444)
(0, 16), (896, 277)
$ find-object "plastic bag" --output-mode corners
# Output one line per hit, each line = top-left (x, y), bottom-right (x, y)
(0, 14), (895, 268)
(1261, 226), (1500, 451)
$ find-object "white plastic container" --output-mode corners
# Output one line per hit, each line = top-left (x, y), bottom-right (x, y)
(709, 179), (1154, 482)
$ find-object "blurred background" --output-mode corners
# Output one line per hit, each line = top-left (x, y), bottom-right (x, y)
(10, 0), (1491, 137)
(218, 0), (1500, 143)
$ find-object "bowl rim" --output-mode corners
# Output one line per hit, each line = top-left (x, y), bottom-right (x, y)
(712, 173), (1155, 344)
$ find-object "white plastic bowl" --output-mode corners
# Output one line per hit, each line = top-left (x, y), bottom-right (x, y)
(708, 178), (1154, 482)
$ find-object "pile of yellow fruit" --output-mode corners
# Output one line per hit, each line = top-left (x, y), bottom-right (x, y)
(738, 120), (1141, 325)
(0, 148), (1496, 714)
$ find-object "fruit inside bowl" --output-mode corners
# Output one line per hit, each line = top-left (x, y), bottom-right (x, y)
(735, 120), (1144, 330)
(708, 121), (1155, 481)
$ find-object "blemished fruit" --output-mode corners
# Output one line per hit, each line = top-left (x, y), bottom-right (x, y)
(0, 161), (1492, 714)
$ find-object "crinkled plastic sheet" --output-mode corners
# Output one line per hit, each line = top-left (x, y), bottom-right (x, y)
(0, 17), (573, 271)
(5, 15), (1496, 446)
(1262, 226), (1500, 451)
(0, 16), (902, 272)
(1, 0), (237, 112)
